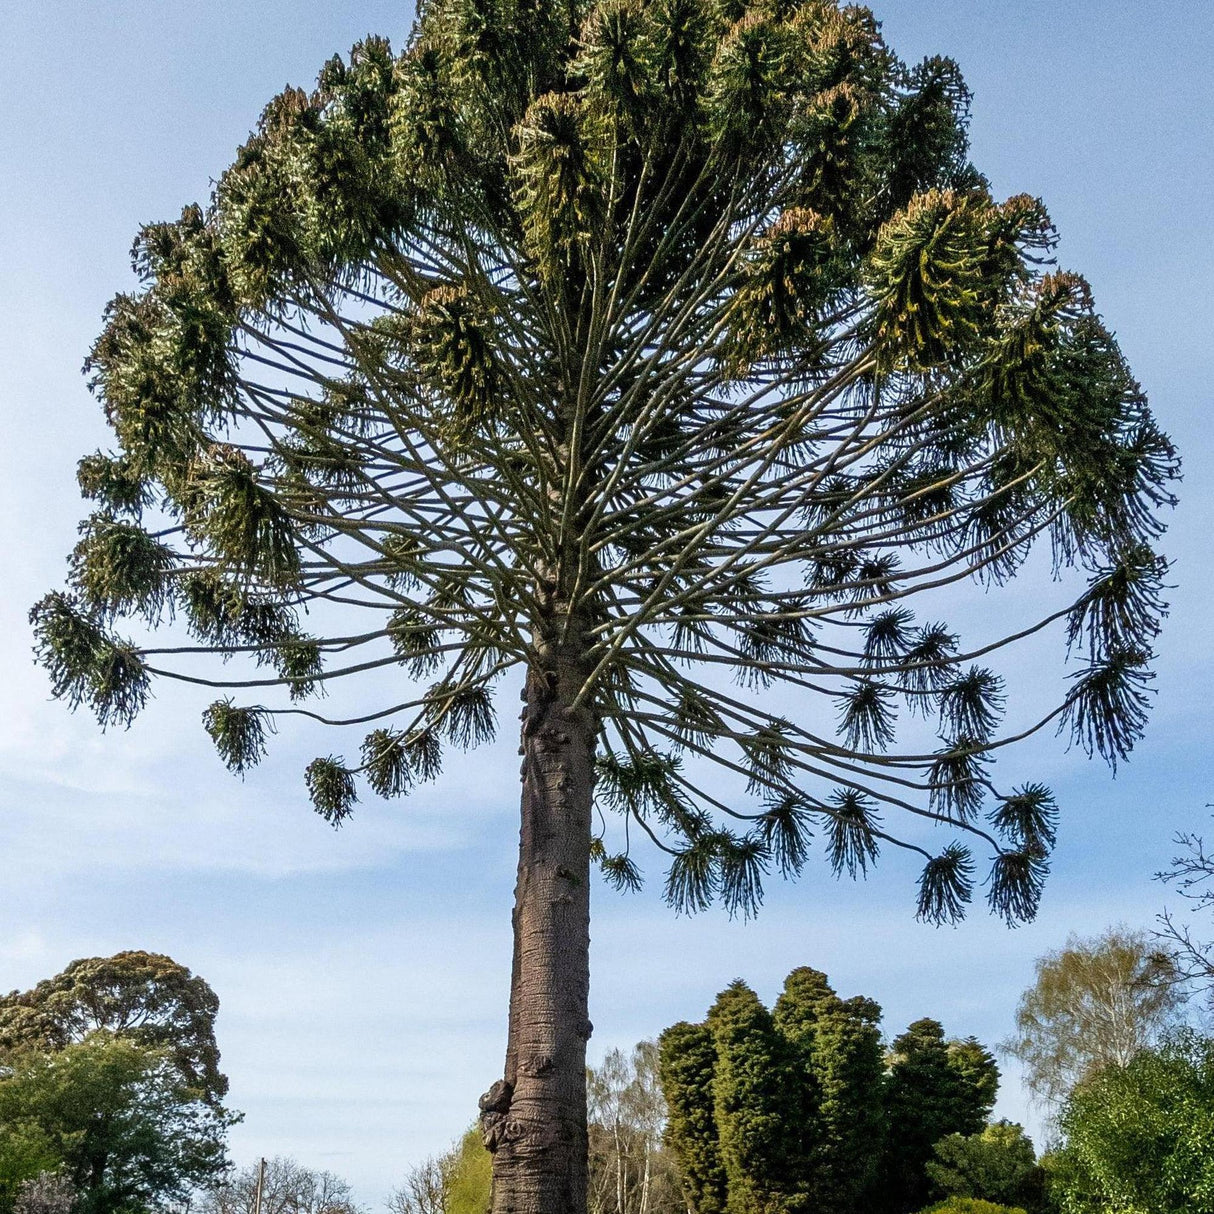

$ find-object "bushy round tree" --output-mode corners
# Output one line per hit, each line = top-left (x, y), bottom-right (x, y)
(31, 1), (1176, 1209)
(1049, 1030), (1214, 1214)
(0, 952), (228, 1109)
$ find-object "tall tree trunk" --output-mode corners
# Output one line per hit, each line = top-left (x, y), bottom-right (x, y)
(481, 633), (595, 1214)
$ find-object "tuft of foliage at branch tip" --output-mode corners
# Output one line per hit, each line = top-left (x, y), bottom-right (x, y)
(30, 592), (149, 729)
(203, 700), (272, 775)
(917, 843), (974, 925)
(305, 756), (357, 826)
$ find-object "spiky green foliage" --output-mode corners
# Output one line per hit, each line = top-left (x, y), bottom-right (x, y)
(202, 700), (271, 774)
(305, 756), (357, 825)
(34, 0), (1174, 915)
(28, 593), (149, 729)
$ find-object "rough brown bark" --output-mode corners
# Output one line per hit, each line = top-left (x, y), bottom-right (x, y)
(481, 627), (595, 1214)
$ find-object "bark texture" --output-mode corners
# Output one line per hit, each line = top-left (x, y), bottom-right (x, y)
(482, 626), (595, 1214)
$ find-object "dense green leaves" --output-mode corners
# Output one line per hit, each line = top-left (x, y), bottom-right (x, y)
(880, 1020), (999, 1213)
(0, 1036), (233, 1214)
(658, 1020), (728, 1214)
(661, 969), (1003, 1214)
(773, 968), (885, 1212)
(1050, 1030), (1214, 1214)
(926, 1122), (1044, 1212)
(706, 982), (799, 1214)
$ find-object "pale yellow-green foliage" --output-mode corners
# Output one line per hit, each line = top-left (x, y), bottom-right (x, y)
(445, 1128), (491, 1214)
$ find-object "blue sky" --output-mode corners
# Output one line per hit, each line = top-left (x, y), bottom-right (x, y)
(1, 0), (1211, 1204)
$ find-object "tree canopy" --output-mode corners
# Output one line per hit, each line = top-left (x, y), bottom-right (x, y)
(1048, 1029), (1214, 1214)
(926, 1122), (1044, 1213)
(1001, 926), (1185, 1111)
(0, 1035), (234, 1214)
(658, 967), (998, 1214)
(880, 1019), (998, 1213)
(0, 952), (228, 1108)
(32, 0), (1176, 922)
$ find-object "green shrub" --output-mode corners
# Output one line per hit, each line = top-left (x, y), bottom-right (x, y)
(926, 1121), (1044, 1211)
(920, 1199), (1028, 1214)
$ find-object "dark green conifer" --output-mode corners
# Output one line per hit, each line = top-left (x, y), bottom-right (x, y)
(707, 982), (799, 1214)
(773, 968), (885, 1210)
(658, 1020), (729, 1214)
(880, 1019), (1000, 1213)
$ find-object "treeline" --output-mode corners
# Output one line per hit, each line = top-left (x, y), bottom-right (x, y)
(5, 938), (1214, 1214)
(657, 968), (1018, 1214)
(397, 968), (1020, 1214)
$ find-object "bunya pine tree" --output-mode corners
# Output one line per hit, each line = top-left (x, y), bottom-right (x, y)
(31, 1), (1176, 1210)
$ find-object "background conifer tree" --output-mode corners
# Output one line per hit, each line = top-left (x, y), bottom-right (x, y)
(772, 968), (885, 1210)
(656, 1021), (727, 1214)
(880, 1019), (999, 1213)
(32, 0), (1176, 1209)
(659, 971), (998, 1214)
(706, 983), (799, 1214)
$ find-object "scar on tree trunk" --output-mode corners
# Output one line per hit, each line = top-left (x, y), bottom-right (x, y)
(480, 655), (596, 1214)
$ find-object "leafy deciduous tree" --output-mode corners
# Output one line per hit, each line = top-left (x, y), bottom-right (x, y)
(1048, 1029), (1214, 1214)
(1001, 926), (1185, 1111)
(926, 1122), (1044, 1213)
(0, 952), (228, 1109)
(31, 1), (1176, 1209)
(0, 1035), (234, 1214)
